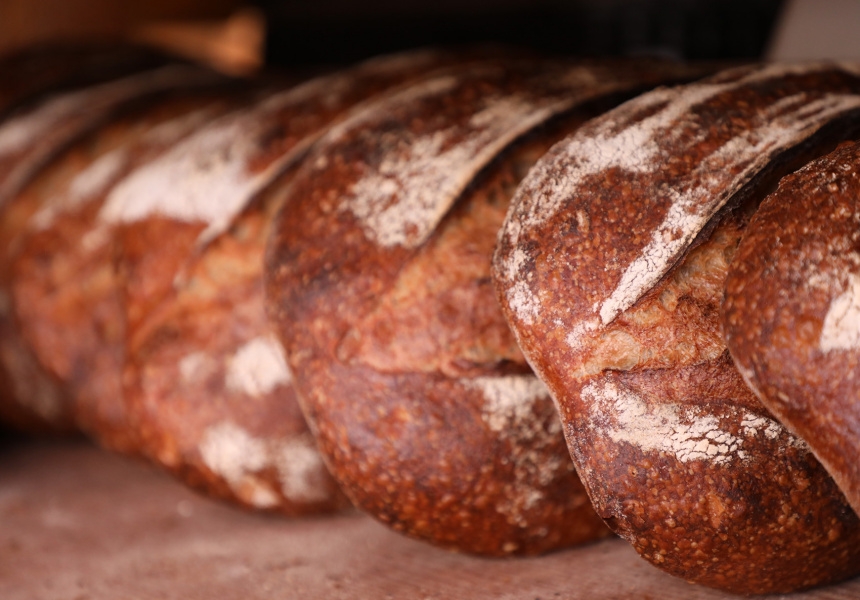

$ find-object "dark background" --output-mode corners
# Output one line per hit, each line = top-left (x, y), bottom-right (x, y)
(261, 0), (784, 67)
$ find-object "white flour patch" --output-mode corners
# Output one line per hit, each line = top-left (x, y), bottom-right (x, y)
(199, 421), (268, 485)
(225, 335), (291, 397)
(68, 148), (127, 202)
(179, 351), (218, 383)
(581, 379), (811, 465)
(506, 280), (540, 326)
(821, 273), (860, 352)
(30, 147), (128, 231)
(275, 436), (330, 503)
(339, 77), (570, 248)
(465, 374), (550, 433)
(97, 80), (318, 245)
(515, 82), (727, 234)
(30, 107), (218, 232)
(465, 374), (564, 520)
(565, 318), (600, 351)
(99, 110), (270, 241)
(583, 380), (744, 465)
(0, 93), (84, 157)
(199, 421), (280, 509)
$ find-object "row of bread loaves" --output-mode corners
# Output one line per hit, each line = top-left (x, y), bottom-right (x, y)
(1, 45), (859, 595)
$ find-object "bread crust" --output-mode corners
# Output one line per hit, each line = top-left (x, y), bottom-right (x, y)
(723, 139), (860, 518)
(493, 62), (860, 591)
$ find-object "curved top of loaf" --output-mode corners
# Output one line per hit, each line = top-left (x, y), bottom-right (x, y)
(0, 64), (224, 207)
(495, 61), (860, 364)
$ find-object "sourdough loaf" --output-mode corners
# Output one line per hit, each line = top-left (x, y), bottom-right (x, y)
(0, 62), (228, 433)
(723, 139), (860, 519)
(6, 87), (254, 451)
(493, 62), (860, 592)
(265, 58), (710, 554)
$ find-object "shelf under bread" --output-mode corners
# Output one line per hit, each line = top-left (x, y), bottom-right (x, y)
(1, 436), (858, 599)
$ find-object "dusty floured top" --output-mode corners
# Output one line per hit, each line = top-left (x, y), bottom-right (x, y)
(199, 420), (330, 507)
(0, 64), (221, 206)
(225, 335), (292, 398)
(497, 62), (860, 353)
(30, 106), (217, 232)
(463, 374), (569, 521)
(821, 272), (860, 352)
(303, 61), (688, 251)
(581, 379), (806, 467)
(96, 49), (462, 246)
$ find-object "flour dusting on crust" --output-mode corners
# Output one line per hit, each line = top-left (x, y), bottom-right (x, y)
(31, 107), (216, 231)
(0, 93), (85, 157)
(464, 374), (570, 520)
(821, 273), (860, 352)
(582, 379), (807, 464)
(199, 421), (331, 508)
(334, 72), (574, 248)
(498, 62), (860, 342)
(98, 108), (277, 241)
(225, 335), (291, 397)
(199, 421), (279, 508)
(598, 93), (860, 326)
(276, 435), (330, 503)
(466, 374), (551, 433)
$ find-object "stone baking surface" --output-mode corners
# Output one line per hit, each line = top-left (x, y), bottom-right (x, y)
(2, 436), (859, 599)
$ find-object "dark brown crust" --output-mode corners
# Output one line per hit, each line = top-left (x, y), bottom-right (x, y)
(265, 59), (708, 555)
(493, 63), (860, 592)
(723, 139), (860, 519)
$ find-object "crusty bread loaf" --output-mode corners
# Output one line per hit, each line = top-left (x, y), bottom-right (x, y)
(493, 62), (860, 592)
(264, 58), (710, 555)
(723, 139), (860, 519)
(0, 62), (228, 433)
(6, 88), (251, 451)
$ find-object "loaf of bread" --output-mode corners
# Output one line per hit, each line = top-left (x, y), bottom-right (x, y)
(264, 57), (712, 554)
(6, 43), (860, 593)
(493, 62), (860, 592)
(0, 59), (228, 433)
(6, 86), (253, 451)
(723, 139), (860, 520)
